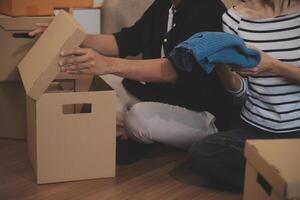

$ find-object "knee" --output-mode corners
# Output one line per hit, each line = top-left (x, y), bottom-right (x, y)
(189, 134), (245, 191)
(189, 136), (218, 173)
(124, 103), (143, 134)
(124, 103), (153, 144)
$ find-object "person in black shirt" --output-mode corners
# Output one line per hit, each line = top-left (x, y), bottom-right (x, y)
(30, 0), (232, 156)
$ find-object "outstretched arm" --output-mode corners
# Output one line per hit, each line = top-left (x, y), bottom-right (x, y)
(59, 47), (178, 83)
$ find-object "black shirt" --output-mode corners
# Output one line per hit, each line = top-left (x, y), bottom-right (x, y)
(114, 0), (232, 130)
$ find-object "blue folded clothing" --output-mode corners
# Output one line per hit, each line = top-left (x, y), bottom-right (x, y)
(169, 32), (261, 74)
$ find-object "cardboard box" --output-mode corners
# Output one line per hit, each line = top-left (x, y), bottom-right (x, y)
(0, 0), (54, 16)
(0, 82), (26, 139)
(0, 75), (92, 140)
(0, 77), (92, 140)
(0, 14), (53, 81)
(244, 139), (300, 200)
(53, 0), (93, 8)
(18, 10), (116, 184)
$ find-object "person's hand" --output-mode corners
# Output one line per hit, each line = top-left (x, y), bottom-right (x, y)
(231, 45), (277, 76)
(28, 23), (49, 37)
(59, 47), (113, 75)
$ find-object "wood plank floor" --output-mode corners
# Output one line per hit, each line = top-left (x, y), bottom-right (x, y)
(0, 139), (242, 200)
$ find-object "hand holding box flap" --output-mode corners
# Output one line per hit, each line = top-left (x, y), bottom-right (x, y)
(18, 10), (87, 100)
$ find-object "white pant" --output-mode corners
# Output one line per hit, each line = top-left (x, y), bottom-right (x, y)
(101, 75), (140, 127)
(101, 75), (218, 149)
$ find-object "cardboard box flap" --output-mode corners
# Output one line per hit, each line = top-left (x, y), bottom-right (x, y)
(0, 14), (53, 31)
(245, 139), (300, 199)
(18, 10), (86, 100)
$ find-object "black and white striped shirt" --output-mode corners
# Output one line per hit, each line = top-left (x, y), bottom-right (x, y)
(223, 8), (300, 133)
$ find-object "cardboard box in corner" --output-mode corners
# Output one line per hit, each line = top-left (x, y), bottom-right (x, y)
(0, 14), (53, 81)
(244, 139), (300, 200)
(18, 10), (116, 184)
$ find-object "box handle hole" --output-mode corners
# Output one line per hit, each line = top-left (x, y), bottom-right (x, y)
(63, 104), (92, 115)
(12, 33), (35, 39)
(257, 173), (272, 196)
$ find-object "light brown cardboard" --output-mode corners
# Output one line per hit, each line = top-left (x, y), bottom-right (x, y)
(0, 82), (26, 139)
(0, 0), (54, 17)
(0, 75), (92, 140)
(56, 73), (94, 112)
(244, 139), (300, 200)
(19, 10), (116, 184)
(0, 14), (53, 81)
(18, 10), (86, 100)
(26, 77), (116, 184)
(53, 0), (93, 8)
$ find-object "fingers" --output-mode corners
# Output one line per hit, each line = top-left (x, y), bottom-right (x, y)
(232, 67), (260, 76)
(60, 47), (87, 57)
(68, 69), (92, 75)
(237, 71), (255, 76)
(59, 55), (89, 66)
(246, 44), (256, 49)
(59, 48), (95, 71)
(58, 48), (102, 76)
(28, 27), (44, 36)
(232, 67), (257, 73)
(246, 44), (260, 51)
(28, 23), (49, 37)
(35, 23), (49, 27)
(60, 62), (94, 72)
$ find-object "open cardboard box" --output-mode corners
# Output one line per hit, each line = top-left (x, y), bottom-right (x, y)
(244, 139), (300, 200)
(0, 0), (54, 17)
(18, 10), (116, 184)
(0, 14), (53, 81)
(0, 75), (93, 140)
(0, 12), (91, 140)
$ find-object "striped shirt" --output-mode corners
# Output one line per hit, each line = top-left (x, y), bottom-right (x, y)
(222, 8), (300, 133)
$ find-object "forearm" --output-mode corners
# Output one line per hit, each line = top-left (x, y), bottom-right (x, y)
(108, 58), (178, 83)
(271, 59), (300, 84)
(215, 64), (242, 92)
(82, 34), (119, 57)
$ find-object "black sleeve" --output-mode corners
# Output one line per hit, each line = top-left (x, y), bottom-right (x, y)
(113, 1), (158, 58)
(167, 0), (227, 83)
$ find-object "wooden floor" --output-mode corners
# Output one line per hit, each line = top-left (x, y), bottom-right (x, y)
(0, 139), (242, 200)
